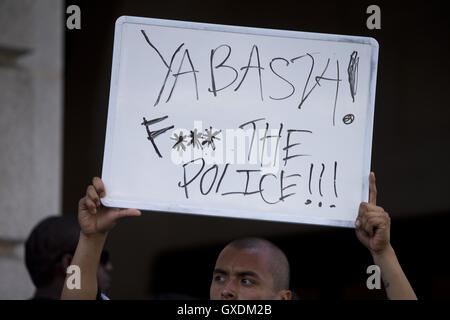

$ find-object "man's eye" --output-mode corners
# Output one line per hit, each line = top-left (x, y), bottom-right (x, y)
(214, 275), (225, 282)
(241, 278), (253, 285)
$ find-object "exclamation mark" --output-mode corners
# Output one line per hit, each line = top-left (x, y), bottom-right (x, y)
(318, 163), (325, 207)
(334, 161), (338, 198)
(305, 163), (313, 205)
(330, 161), (338, 208)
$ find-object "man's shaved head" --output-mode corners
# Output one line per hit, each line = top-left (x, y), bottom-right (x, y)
(226, 237), (290, 291)
(210, 237), (291, 300)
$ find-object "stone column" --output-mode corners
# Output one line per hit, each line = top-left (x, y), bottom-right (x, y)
(0, 0), (63, 299)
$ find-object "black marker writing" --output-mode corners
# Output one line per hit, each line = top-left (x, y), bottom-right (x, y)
(234, 45), (264, 101)
(319, 163), (325, 197)
(280, 171), (301, 201)
(202, 127), (221, 150)
(343, 114), (355, 125)
(187, 128), (203, 149)
(222, 169), (261, 196)
(334, 161), (338, 198)
(171, 131), (187, 151)
(200, 164), (218, 195)
(141, 116), (174, 158)
(334, 61), (340, 126)
(209, 45), (238, 96)
(140, 30), (184, 107)
(282, 129), (312, 166)
(259, 173), (279, 204)
(239, 118), (265, 161)
(314, 60), (341, 126)
(260, 122), (283, 167)
(348, 51), (359, 102)
(178, 157), (206, 199)
(167, 49), (199, 103)
(215, 163), (230, 193)
(291, 53), (330, 109)
(269, 57), (295, 100)
(308, 163), (314, 195)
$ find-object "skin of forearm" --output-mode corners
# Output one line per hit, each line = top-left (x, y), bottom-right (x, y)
(61, 232), (107, 300)
(371, 244), (417, 300)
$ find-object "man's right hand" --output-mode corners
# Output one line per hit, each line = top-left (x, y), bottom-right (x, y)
(78, 177), (141, 236)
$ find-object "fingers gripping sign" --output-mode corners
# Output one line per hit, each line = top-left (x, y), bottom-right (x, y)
(78, 177), (142, 236)
(355, 172), (391, 254)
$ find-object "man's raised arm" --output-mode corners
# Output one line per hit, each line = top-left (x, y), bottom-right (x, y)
(355, 172), (417, 300)
(61, 177), (141, 300)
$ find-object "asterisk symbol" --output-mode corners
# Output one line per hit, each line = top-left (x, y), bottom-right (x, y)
(188, 128), (203, 149)
(202, 127), (221, 151)
(171, 131), (187, 151)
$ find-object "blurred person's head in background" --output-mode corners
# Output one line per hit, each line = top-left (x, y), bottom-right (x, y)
(25, 215), (113, 299)
(25, 216), (80, 300)
(98, 249), (113, 291)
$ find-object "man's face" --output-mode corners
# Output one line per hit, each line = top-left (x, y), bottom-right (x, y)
(210, 245), (286, 300)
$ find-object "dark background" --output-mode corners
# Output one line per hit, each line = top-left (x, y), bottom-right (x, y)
(63, 0), (450, 299)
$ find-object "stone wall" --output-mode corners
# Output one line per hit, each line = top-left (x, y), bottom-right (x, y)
(0, 0), (63, 299)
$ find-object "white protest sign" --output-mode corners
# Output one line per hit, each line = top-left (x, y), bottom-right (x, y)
(101, 16), (378, 228)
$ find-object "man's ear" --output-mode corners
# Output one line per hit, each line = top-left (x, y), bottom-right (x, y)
(61, 254), (73, 271)
(279, 289), (292, 300)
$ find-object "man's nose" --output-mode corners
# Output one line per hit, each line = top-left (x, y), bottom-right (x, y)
(221, 281), (237, 300)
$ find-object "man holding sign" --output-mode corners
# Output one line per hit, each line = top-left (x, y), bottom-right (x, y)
(61, 172), (417, 300)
